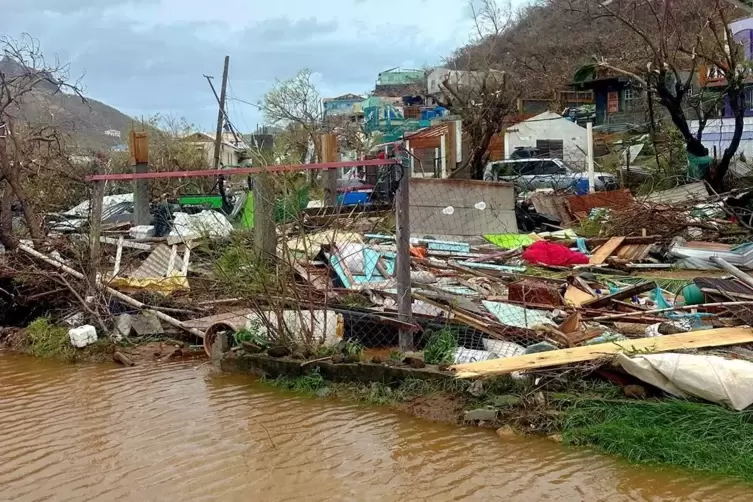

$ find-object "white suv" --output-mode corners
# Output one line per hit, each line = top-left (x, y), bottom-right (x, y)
(483, 158), (617, 192)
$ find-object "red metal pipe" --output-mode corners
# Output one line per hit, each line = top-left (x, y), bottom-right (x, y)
(85, 159), (400, 182)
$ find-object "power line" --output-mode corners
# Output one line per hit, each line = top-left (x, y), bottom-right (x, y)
(228, 96), (262, 109)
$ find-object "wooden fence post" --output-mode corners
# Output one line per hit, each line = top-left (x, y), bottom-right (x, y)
(89, 179), (104, 294)
(253, 169), (277, 263)
(321, 134), (338, 207)
(395, 151), (413, 351)
(129, 131), (150, 225)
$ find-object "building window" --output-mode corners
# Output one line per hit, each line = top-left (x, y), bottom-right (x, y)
(745, 88), (753, 110)
(623, 88), (641, 110)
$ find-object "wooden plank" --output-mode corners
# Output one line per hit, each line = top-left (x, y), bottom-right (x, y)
(129, 131), (149, 165)
(590, 236), (625, 265)
(581, 281), (655, 309)
(451, 327), (753, 378)
(413, 293), (506, 339)
(564, 285), (595, 307)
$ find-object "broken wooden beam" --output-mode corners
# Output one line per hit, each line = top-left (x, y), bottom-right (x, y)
(451, 327), (753, 378)
(589, 236), (625, 265)
(581, 282), (655, 309)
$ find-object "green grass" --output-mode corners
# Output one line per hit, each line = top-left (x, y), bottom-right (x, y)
(26, 318), (73, 359)
(262, 370), (468, 406)
(264, 369), (328, 393)
(423, 328), (457, 365)
(24, 317), (114, 363)
(562, 399), (753, 482)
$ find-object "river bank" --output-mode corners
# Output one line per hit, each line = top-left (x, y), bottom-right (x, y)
(0, 318), (204, 366)
(221, 349), (753, 485)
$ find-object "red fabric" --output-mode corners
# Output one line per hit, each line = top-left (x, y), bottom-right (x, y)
(522, 241), (589, 267)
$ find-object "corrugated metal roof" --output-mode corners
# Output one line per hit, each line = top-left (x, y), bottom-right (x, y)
(406, 124), (449, 140)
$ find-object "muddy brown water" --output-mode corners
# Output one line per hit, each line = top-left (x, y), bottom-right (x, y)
(1, 355), (751, 502)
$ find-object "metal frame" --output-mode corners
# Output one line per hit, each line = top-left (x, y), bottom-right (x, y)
(85, 159), (400, 182)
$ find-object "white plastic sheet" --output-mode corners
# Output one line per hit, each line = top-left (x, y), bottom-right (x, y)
(169, 210), (233, 241)
(617, 352), (753, 411)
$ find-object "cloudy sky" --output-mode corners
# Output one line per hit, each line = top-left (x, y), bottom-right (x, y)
(0, 0), (524, 132)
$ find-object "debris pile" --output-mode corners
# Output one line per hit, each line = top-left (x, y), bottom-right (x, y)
(4, 157), (753, 415)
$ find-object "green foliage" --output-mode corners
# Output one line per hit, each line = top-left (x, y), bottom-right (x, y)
(339, 293), (371, 309)
(265, 368), (327, 393)
(343, 340), (364, 358)
(562, 399), (753, 482)
(423, 329), (458, 365)
(25, 318), (71, 359)
(233, 324), (268, 348)
(572, 218), (603, 238)
(262, 371), (468, 406)
(213, 233), (278, 298)
(24, 317), (113, 363)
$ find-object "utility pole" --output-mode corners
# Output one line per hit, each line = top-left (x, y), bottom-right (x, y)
(214, 56), (230, 169)
(209, 56), (230, 210)
(213, 56), (230, 170)
(587, 121), (595, 193)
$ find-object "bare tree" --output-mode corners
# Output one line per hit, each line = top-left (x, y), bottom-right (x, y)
(558, 0), (748, 192)
(0, 34), (85, 249)
(438, 0), (520, 179)
(260, 69), (325, 162)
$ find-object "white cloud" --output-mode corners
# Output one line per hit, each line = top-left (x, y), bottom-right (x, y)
(1, 0), (479, 128)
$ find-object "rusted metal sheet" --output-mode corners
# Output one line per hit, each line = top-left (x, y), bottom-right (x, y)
(529, 192), (573, 225)
(565, 189), (635, 219)
(508, 279), (563, 306)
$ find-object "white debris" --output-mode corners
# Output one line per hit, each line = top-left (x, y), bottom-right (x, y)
(617, 352), (753, 411)
(68, 325), (98, 348)
(453, 347), (498, 364)
(129, 225), (155, 239)
(169, 210), (233, 241)
(64, 193), (133, 218)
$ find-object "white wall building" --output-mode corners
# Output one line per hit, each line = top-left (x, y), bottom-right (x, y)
(504, 111), (589, 169)
(184, 132), (246, 167)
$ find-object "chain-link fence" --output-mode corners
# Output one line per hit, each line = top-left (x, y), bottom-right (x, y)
(54, 133), (751, 376)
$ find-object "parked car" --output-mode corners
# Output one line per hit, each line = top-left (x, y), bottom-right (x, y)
(509, 147), (543, 160)
(483, 158), (617, 192)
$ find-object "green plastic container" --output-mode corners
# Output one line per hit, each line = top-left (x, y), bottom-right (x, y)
(178, 194), (224, 209)
(681, 284), (705, 305)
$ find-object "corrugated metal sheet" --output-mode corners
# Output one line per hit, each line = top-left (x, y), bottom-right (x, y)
(130, 244), (185, 279)
(644, 182), (708, 205)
